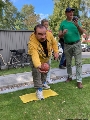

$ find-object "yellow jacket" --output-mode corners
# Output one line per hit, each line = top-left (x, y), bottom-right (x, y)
(28, 31), (59, 68)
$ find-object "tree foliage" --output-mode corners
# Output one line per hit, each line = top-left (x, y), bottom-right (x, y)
(49, 0), (90, 36)
(0, 1), (40, 30)
(80, 0), (90, 34)
(3, 1), (18, 29)
(0, 0), (6, 17)
(0, 1), (19, 29)
(20, 4), (40, 30)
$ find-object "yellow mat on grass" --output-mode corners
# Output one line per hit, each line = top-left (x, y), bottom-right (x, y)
(19, 89), (58, 103)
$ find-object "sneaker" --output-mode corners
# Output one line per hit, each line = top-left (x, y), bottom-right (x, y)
(36, 90), (44, 100)
(43, 83), (50, 89)
(46, 79), (53, 84)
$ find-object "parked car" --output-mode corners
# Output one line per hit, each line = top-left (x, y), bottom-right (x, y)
(81, 44), (87, 52)
(87, 45), (90, 52)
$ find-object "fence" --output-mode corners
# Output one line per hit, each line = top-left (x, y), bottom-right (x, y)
(0, 30), (33, 63)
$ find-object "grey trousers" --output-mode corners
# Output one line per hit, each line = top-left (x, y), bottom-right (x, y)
(30, 56), (47, 88)
(64, 41), (82, 82)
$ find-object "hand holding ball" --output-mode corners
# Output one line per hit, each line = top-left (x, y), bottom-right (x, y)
(41, 63), (50, 72)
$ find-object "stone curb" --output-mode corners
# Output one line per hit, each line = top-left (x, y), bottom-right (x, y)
(0, 71), (90, 94)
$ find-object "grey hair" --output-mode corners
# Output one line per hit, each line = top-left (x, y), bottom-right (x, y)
(41, 19), (48, 25)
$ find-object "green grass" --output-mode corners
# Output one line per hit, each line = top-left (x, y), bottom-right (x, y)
(0, 58), (90, 76)
(0, 66), (31, 76)
(0, 77), (90, 120)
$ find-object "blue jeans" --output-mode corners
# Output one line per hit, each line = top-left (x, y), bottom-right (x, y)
(46, 58), (51, 81)
(59, 44), (66, 66)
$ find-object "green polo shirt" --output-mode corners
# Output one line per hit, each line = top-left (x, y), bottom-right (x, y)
(59, 20), (81, 43)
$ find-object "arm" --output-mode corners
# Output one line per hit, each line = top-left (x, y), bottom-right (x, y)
(76, 25), (84, 35)
(58, 30), (67, 38)
(50, 34), (59, 60)
(28, 44), (49, 73)
(58, 30), (64, 38)
(58, 22), (68, 38)
(73, 20), (84, 35)
(28, 42), (41, 68)
(28, 33), (42, 68)
(50, 33), (58, 53)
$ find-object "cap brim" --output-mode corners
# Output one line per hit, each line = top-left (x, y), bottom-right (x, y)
(65, 8), (75, 12)
(71, 8), (75, 11)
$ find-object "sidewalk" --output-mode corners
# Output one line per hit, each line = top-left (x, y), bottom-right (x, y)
(0, 64), (90, 94)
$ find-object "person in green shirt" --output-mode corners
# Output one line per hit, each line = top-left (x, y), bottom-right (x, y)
(58, 7), (84, 88)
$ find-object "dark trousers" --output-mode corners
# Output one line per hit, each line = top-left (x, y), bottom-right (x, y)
(59, 43), (66, 66)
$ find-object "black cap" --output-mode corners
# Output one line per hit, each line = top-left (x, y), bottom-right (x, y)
(65, 7), (75, 12)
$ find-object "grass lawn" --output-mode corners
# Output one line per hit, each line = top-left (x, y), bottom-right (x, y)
(0, 77), (90, 120)
(0, 58), (90, 76)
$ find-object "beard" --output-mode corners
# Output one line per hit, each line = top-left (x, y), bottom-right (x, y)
(39, 39), (46, 42)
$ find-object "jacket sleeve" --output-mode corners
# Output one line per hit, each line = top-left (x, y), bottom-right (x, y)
(28, 42), (41, 68)
(50, 34), (59, 53)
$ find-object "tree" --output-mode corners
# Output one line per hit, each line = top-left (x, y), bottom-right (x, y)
(0, 1), (18, 30)
(14, 12), (27, 30)
(80, 0), (90, 18)
(0, 2), (40, 30)
(0, 0), (9, 17)
(0, 0), (4, 17)
(21, 4), (40, 30)
(0, 0), (10, 17)
(79, 0), (90, 34)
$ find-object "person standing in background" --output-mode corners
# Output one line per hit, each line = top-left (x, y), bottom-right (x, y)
(58, 37), (66, 69)
(41, 19), (53, 84)
(58, 7), (84, 88)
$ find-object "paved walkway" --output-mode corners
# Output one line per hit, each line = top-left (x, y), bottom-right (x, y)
(0, 64), (90, 94)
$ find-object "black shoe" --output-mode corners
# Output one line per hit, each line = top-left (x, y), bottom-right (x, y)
(65, 77), (72, 82)
(59, 65), (66, 69)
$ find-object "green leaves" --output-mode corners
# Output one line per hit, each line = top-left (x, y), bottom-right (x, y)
(21, 4), (40, 30)
(0, 2), (40, 30)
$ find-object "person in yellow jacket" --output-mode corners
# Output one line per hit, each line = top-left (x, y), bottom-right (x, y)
(28, 24), (59, 100)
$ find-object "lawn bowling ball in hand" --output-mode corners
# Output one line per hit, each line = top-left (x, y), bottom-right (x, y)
(41, 63), (50, 71)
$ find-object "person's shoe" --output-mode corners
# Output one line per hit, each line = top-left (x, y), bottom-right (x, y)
(43, 83), (50, 89)
(46, 79), (53, 84)
(36, 89), (44, 100)
(77, 82), (83, 89)
(65, 77), (72, 82)
(59, 65), (66, 69)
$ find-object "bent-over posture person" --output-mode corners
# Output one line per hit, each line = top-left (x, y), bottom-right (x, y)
(28, 24), (59, 100)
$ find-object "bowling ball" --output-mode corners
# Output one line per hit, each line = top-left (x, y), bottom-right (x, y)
(41, 63), (50, 71)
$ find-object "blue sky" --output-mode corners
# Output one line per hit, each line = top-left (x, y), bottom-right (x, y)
(11, 0), (54, 19)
